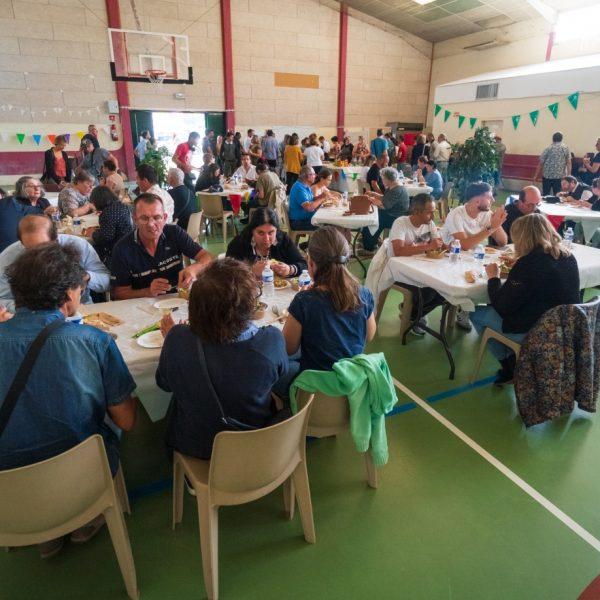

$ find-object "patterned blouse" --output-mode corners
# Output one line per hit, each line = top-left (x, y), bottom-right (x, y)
(91, 201), (133, 264)
(540, 142), (571, 179)
(58, 186), (89, 217)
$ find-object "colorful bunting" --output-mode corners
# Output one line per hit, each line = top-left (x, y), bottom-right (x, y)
(64, 133), (71, 143)
(443, 109), (451, 122)
(76, 130), (85, 140)
(32, 134), (42, 145)
(47, 134), (56, 145)
(529, 110), (539, 126)
(469, 117), (477, 129)
(511, 115), (521, 130)
(548, 102), (559, 119)
(16, 133), (25, 144)
(434, 104), (442, 117)
(457, 115), (466, 128)
(567, 91), (579, 110)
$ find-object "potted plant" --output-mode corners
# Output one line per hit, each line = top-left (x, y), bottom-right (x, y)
(140, 146), (170, 186)
(447, 127), (499, 201)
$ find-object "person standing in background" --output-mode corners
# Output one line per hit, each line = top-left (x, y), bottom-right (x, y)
(261, 130), (279, 170)
(579, 138), (600, 185)
(173, 131), (201, 192)
(432, 133), (452, 184)
(220, 131), (241, 178)
(533, 132), (571, 196)
(243, 129), (254, 152)
(284, 134), (304, 194)
(424, 133), (437, 158)
(493, 134), (507, 188)
(134, 130), (151, 163)
(370, 129), (388, 159)
(81, 124), (100, 150)
(42, 135), (72, 188)
(411, 134), (427, 171)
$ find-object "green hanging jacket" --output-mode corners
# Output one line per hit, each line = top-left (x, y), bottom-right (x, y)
(289, 353), (398, 467)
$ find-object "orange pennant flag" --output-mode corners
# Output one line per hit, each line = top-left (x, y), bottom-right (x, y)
(47, 134), (56, 145)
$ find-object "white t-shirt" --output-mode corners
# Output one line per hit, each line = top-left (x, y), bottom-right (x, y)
(441, 205), (492, 245)
(243, 137), (252, 152)
(433, 140), (452, 162)
(304, 145), (324, 167)
(322, 140), (330, 153)
(233, 165), (257, 181)
(148, 184), (175, 223)
(389, 216), (436, 255)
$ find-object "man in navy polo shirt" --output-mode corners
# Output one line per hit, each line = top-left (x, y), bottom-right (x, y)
(110, 193), (212, 300)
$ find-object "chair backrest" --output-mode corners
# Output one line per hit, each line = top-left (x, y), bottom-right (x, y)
(296, 389), (350, 437)
(186, 210), (204, 242)
(0, 435), (115, 546)
(401, 164), (413, 179)
(440, 181), (454, 202)
(281, 201), (292, 231)
(208, 397), (313, 505)
(197, 193), (224, 218)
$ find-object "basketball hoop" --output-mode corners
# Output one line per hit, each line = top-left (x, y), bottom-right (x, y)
(145, 69), (167, 86)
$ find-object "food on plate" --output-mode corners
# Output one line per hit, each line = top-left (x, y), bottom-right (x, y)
(178, 287), (190, 300)
(83, 312), (123, 331)
(290, 277), (299, 291)
(132, 322), (160, 339)
(464, 270), (476, 284)
(425, 248), (446, 259)
(253, 300), (268, 320)
(485, 247), (497, 254)
(273, 277), (288, 289)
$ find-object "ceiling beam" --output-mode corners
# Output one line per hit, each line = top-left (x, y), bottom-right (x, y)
(524, 0), (558, 24)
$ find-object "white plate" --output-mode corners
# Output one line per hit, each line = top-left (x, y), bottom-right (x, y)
(153, 298), (187, 310)
(274, 280), (291, 290)
(136, 330), (164, 349)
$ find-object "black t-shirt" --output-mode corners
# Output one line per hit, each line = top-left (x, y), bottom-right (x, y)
(157, 325), (288, 459)
(169, 185), (194, 231)
(110, 224), (202, 290)
(571, 183), (591, 200)
(502, 203), (540, 243)
(367, 164), (383, 192)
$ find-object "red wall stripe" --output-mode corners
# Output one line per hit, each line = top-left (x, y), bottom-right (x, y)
(220, 0), (235, 132)
(336, 3), (348, 139)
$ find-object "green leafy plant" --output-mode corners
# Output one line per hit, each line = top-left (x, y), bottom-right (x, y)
(447, 127), (499, 201)
(140, 146), (170, 186)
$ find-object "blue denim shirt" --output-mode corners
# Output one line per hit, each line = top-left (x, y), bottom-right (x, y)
(0, 309), (136, 474)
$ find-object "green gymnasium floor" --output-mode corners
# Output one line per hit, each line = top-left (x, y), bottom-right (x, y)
(3, 213), (600, 600)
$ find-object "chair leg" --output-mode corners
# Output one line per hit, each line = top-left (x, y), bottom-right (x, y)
(376, 288), (390, 320)
(104, 505), (139, 600)
(364, 452), (378, 489)
(197, 492), (219, 600)
(114, 464), (131, 515)
(470, 328), (491, 384)
(222, 218), (227, 243)
(283, 478), (295, 521)
(291, 462), (315, 544)
(398, 291), (413, 338)
(447, 305), (457, 329)
(172, 457), (184, 529)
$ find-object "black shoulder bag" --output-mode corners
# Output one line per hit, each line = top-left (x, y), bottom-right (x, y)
(0, 320), (64, 438)
(196, 338), (291, 431)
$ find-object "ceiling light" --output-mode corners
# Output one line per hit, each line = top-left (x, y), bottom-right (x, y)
(412, 0), (437, 5)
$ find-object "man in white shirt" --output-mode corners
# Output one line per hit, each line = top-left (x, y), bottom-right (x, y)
(389, 193), (444, 335)
(243, 129), (254, 153)
(136, 163), (175, 223)
(232, 153), (257, 183)
(319, 136), (330, 156)
(303, 140), (325, 173)
(441, 182), (507, 331)
(432, 133), (452, 182)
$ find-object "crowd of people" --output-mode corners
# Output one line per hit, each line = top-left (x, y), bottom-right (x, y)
(0, 122), (596, 559)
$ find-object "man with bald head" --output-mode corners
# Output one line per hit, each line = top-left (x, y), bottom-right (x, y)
(503, 186), (542, 242)
(0, 214), (109, 312)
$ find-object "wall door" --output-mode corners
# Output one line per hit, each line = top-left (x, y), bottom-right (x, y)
(204, 112), (226, 137)
(129, 110), (154, 151)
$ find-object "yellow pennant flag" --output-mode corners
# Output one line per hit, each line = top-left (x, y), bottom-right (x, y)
(76, 131), (85, 140)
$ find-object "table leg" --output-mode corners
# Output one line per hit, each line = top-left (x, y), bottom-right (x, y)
(402, 287), (423, 345)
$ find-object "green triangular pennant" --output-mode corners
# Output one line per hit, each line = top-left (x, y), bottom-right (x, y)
(567, 91), (579, 110)
(529, 110), (539, 126)
(434, 104), (442, 116)
(443, 109), (451, 122)
(457, 115), (466, 128)
(512, 115), (521, 130)
(16, 133), (25, 144)
(469, 117), (477, 129)
(548, 102), (559, 119)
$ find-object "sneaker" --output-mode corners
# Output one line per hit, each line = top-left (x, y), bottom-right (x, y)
(184, 475), (196, 497)
(38, 537), (65, 559)
(456, 309), (472, 332)
(69, 515), (105, 544)
(409, 317), (427, 336)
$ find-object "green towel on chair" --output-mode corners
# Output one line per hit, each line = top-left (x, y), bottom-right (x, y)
(289, 353), (398, 467)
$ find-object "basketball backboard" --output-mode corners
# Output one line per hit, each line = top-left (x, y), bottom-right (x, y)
(108, 28), (193, 84)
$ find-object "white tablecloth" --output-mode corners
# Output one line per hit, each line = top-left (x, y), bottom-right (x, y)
(539, 202), (600, 241)
(45, 192), (59, 206)
(198, 187), (250, 198)
(386, 244), (600, 312)
(57, 213), (99, 234)
(312, 205), (379, 234)
(401, 183), (433, 197)
(82, 289), (297, 422)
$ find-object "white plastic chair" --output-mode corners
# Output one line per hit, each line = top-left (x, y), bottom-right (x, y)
(197, 194), (235, 243)
(172, 397), (315, 600)
(471, 327), (522, 383)
(0, 435), (138, 599)
(186, 210), (204, 243)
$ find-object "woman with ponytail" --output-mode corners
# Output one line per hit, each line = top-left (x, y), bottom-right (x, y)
(282, 226), (377, 377)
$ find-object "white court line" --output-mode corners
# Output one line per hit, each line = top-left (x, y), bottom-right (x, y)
(392, 377), (600, 553)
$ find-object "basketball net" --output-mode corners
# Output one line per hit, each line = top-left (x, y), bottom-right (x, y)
(146, 69), (166, 87)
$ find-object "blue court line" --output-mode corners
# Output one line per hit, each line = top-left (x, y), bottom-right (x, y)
(127, 375), (496, 501)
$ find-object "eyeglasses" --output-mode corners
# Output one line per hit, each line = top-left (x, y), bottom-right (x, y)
(137, 215), (164, 224)
(25, 184), (42, 190)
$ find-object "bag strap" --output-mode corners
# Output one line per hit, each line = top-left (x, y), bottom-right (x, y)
(195, 338), (257, 431)
(0, 319), (64, 438)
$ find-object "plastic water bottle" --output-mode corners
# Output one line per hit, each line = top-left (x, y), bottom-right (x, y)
(342, 191), (348, 205)
(473, 244), (485, 276)
(412, 173), (418, 185)
(51, 212), (60, 223)
(261, 264), (275, 299)
(449, 238), (461, 264)
(298, 270), (311, 290)
(73, 217), (82, 235)
(563, 226), (574, 249)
